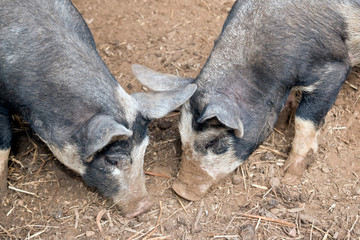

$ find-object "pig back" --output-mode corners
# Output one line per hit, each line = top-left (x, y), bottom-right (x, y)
(0, 0), (122, 144)
(197, 0), (351, 93)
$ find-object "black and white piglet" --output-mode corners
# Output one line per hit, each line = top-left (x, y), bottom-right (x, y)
(0, 0), (196, 217)
(133, 0), (360, 201)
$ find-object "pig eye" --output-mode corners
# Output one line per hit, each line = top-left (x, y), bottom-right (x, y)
(105, 157), (118, 166)
(105, 154), (129, 166)
(205, 138), (219, 149)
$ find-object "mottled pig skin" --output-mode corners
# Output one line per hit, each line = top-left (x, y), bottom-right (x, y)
(133, 0), (360, 201)
(0, 0), (196, 217)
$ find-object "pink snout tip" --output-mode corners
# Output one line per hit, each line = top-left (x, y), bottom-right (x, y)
(172, 180), (205, 201)
(123, 197), (154, 219)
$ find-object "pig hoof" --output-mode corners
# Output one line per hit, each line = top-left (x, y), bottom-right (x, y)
(281, 172), (301, 185)
(123, 198), (154, 219)
(172, 181), (203, 201)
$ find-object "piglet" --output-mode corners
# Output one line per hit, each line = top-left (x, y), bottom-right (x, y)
(133, 0), (359, 201)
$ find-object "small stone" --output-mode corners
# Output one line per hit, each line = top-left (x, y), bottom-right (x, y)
(262, 151), (274, 161)
(54, 210), (62, 219)
(268, 199), (278, 206)
(232, 174), (242, 185)
(128, 219), (139, 228)
(177, 216), (188, 226)
(269, 177), (281, 188)
(265, 211), (278, 219)
(163, 220), (176, 232)
(288, 228), (297, 237)
(17, 200), (24, 206)
(268, 165), (275, 178)
(137, 214), (150, 222)
(354, 186), (360, 195)
(126, 44), (133, 51)
(322, 167), (330, 173)
(157, 120), (172, 130)
(64, 227), (78, 239)
(86, 231), (95, 237)
(240, 224), (257, 240)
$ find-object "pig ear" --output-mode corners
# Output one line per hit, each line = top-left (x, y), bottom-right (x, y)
(75, 115), (133, 161)
(197, 102), (244, 138)
(132, 84), (197, 119)
(132, 64), (194, 91)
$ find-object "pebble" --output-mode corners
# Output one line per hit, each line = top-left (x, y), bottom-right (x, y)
(232, 174), (242, 185)
(86, 231), (95, 237)
(322, 166), (330, 173)
(126, 44), (133, 51)
(53, 210), (62, 219)
(137, 214), (150, 222)
(268, 199), (278, 206)
(163, 219), (176, 232)
(240, 224), (257, 240)
(268, 165), (275, 178)
(269, 177), (281, 188)
(128, 219), (139, 228)
(157, 120), (172, 130)
(265, 211), (278, 220)
(177, 216), (188, 226)
(17, 200), (24, 206)
(354, 186), (360, 195)
(261, 152), (275, 161)
(64, 227), (78, 239)
(287, 228), (297, 237)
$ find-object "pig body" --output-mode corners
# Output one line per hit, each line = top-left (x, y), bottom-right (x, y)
(0, 0), (196, 217)
(133, 0), (360, 201)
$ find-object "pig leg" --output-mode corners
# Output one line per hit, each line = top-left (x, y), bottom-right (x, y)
(0, 110), (12, 202)
(276, 89), (298, 130)
(282, 117), (320, 184)
(282, 62), (350, 184)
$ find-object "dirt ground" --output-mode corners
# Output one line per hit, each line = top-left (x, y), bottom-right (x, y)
(1, 0), (360, 239)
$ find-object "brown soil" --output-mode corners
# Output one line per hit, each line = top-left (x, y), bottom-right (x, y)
(1, 0), (360, 239)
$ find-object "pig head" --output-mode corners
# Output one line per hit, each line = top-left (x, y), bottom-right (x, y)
(132, 65), (278, 201)
(54, 84), (196, 218)
(0, 0), (196, 218)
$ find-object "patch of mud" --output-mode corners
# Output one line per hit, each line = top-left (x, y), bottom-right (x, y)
(172, 144), (215, 201)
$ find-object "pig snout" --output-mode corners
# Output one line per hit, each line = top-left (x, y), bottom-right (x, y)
(172, 144), (216, 201)
(121, 196), (154, 219)
(113, 189), (154, 218)
(111, 172), (154, 218)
